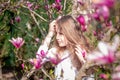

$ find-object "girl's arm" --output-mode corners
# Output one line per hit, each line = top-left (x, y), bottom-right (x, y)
(37, 20), (57, 58)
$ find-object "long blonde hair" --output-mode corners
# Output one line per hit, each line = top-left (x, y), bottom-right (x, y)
(54, 15), (89, 70)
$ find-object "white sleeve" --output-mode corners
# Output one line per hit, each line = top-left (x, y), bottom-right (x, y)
(36, 44), (57, 59)
(36, 44), (48, 58)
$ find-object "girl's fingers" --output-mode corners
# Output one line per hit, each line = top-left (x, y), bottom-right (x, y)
(75, 46), (86, 62)
(75, 45), (82, 53)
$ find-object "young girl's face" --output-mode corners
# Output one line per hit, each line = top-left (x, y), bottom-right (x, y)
(56, 29), (68, 47)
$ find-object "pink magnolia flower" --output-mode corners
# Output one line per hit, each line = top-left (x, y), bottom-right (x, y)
(77, 15), (86, 26)
(26, 1), (34, 10)
(36, 50), (47, 58)
(15, 16), (21, 23)
(21, 63), (24, 69)
(50, 57), (60, 65)
(9, 37), (25, 49)
(92, 11), (100, 21)
(99, 73), (108, 79)
(93, 31), (97, 36)
(35, 38), (40, 43)
(105, 20), (113, 27)
(49, 54), (61, 65)
(44, 5), (49, 10)
(93, 6), (110, 21)
(87, 35), (119, 64)
(52, 3), (62, 11)
(99, 6), (110, 20)
(29, 58), (42, 69)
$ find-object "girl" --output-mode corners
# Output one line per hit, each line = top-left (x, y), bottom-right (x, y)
(37, 15), (88, 80)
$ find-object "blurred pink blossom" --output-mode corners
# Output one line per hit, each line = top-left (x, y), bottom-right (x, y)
(93, 31), (97, 36)
(52, 3), (62, 11)
(35, 38), (40, 43)
(21, 63), (24, 69)
(26, 1), (33, 10)
(44, 5), (49, 10)
(36, 50), (47, 58)
(77, 15), (86, 26)
(99, 73), (108, 79)
(87, 35), (120, 64)
(93, 6), (110, 21)
(15, 16), (21, 23)
(105, 20), (113, 27)
(9, 37), (25, 49)
(49, 54), (61, 65)
(29, 58), (42, 69)
(50, 57), (60, 65)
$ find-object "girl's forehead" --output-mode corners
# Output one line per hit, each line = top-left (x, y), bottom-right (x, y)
(55, 24), (61, 32)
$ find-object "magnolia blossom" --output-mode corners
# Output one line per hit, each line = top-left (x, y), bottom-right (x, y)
(35, 38), (40, 43)
(77, 15), (86, 26)
(36, 50), (47, 58)
(99, 73), (108, 79)
(87, 35), (119, 64)
(21, 63), (24, 69)
(15, 16), (21, 23)
(93, 6), (110, 21)
(29, 58), (42, 69)
(26, 1), (34, 10)
(9, 37), (25, 49)
(77, 15), (88, 32)
(52, 3), (62, 11)
(93, 30), (97, 36)
(49, 55), (61, 65)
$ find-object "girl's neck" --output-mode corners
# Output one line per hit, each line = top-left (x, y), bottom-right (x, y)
(58, 49), (69, 59)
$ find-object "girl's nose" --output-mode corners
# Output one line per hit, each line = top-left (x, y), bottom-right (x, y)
(56, 33), (59, 40)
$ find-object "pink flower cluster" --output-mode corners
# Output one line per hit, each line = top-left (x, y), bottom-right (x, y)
(76, 0), (115, 33)
(29, 49), (62, 69)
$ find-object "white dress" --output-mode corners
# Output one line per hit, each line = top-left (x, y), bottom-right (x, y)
(37, 44), (77, 80)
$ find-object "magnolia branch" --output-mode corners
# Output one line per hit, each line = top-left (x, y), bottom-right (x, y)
(21, 5), (47, 22)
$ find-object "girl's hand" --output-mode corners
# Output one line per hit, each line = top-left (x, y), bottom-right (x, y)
(75, 45), (86, 63)
(48, 20), (57, 38)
